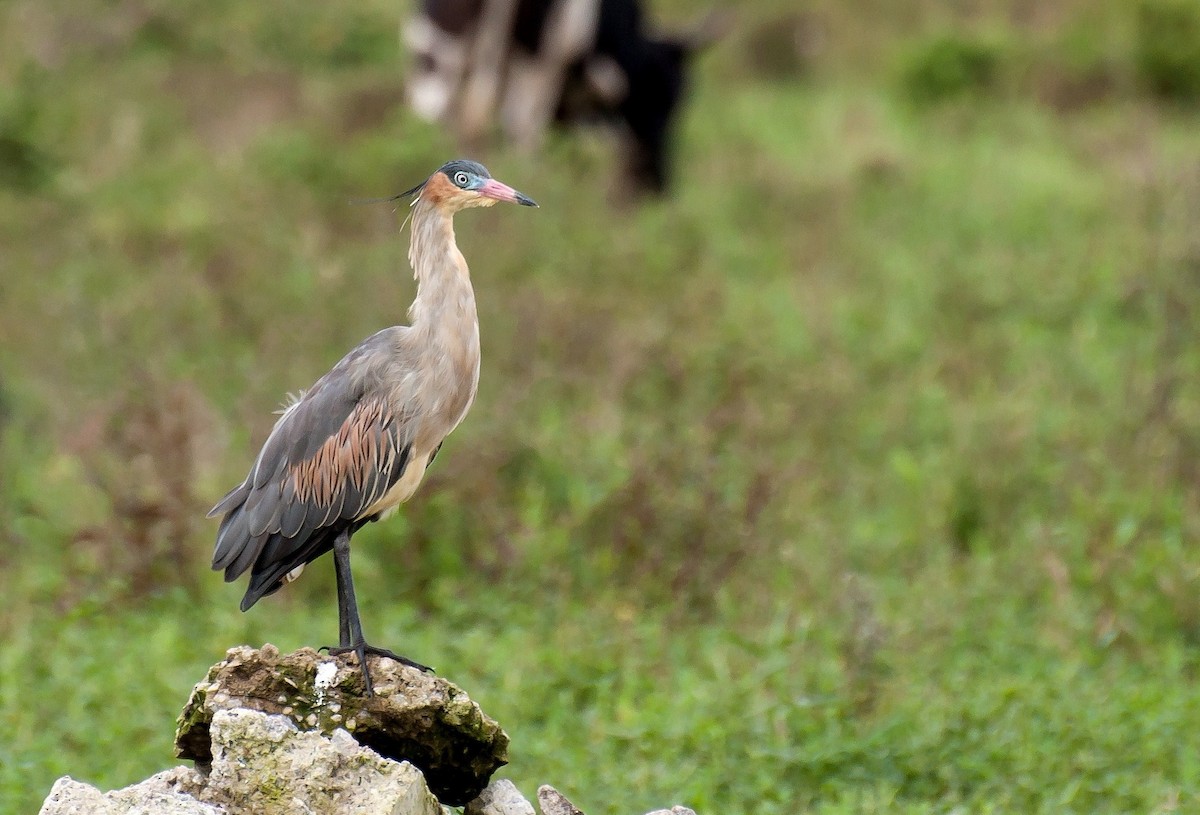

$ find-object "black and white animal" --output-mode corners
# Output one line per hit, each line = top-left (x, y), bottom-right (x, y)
(407, 0), (725, 194)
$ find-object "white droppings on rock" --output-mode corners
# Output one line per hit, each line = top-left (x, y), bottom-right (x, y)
(315, 661), (338, 689)
(314, 660), (339, 708)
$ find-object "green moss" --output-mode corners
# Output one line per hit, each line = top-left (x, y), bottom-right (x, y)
(255, 773), (287, 803)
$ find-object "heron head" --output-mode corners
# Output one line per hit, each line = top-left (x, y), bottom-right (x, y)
(408, 159), (537, 212)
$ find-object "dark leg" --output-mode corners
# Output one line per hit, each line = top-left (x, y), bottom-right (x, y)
(334, 531), (352, 649)
(321, 529), (432, 696)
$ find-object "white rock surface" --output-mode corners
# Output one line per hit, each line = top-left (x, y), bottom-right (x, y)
(465, 779), (537, 815)
(202, 709), (441, 815)
(40, 709), (442, 815)
(537, 785), (587, 815)
(38, 770), (218, 815)
(535, 784), (699, 815)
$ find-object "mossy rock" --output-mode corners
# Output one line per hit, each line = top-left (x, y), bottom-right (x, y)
(175, 644), (508, 806)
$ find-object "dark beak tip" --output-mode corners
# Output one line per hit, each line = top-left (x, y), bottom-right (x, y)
(517, 194), (538, 208)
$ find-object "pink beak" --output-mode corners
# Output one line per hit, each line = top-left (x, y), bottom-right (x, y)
(478, 178), (538, 207)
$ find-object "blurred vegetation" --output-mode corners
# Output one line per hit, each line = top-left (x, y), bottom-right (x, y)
(2, 0), (1200, 812)
(1136, 0), (1200, 102)
(901, 34), (1002, 103)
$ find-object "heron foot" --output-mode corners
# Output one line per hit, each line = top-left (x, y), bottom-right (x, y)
(319, 642), (433, 696)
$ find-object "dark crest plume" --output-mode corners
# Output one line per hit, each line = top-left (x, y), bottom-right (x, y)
(350, 159), (492, 206)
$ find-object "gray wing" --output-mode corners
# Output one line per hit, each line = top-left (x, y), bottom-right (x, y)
(209, 329), (415, 598)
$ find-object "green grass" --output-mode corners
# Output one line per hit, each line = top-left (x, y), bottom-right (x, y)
(3, 0), (1200, 813)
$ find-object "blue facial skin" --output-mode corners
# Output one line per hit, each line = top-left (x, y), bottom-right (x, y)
(439, 159), (492, 191)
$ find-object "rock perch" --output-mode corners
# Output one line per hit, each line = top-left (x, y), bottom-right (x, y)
(39, 645), (701, 815)
(175, 644), (508, 805)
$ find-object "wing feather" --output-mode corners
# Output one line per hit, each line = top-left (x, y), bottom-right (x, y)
(227, 530), (270, 583)
(208, 482), (248, 520)
(245, 483), (285, 538)
(278, 481), (309, 539)
(210, 328), (423, 607)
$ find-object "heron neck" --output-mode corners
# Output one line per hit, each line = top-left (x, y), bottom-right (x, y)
(406, 200), (479, 344)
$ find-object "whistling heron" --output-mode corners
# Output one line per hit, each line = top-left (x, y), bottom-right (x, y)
(209, 159), (536, 695)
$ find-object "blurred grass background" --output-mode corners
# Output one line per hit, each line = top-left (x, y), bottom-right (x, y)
(2, 0), (1200, 812)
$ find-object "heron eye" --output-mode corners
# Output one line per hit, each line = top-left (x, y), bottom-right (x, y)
(454, 171), (470, 187)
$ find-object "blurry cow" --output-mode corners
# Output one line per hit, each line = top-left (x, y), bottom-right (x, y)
(406, 0), (725, 194)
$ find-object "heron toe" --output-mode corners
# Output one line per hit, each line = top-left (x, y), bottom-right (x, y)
(321, 641), (433, 695)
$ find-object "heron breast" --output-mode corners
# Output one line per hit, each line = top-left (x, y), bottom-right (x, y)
(362, 447), (433, 519)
